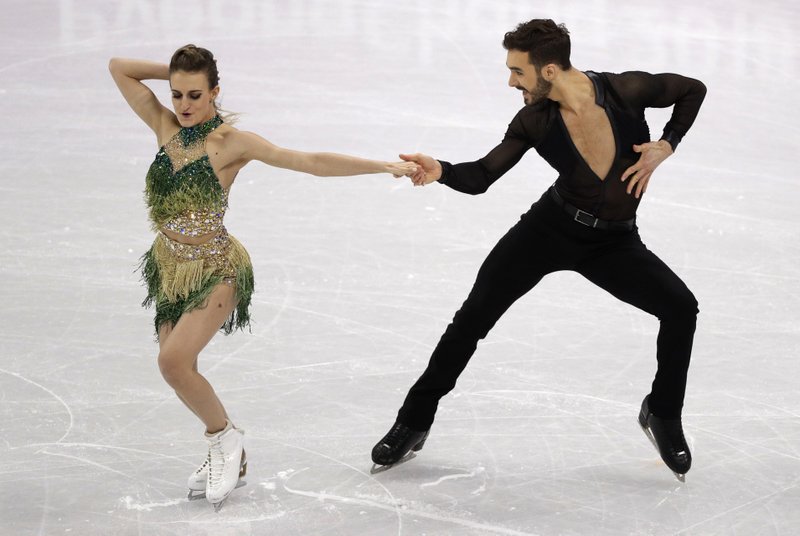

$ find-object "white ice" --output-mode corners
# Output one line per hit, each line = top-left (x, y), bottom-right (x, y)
(1, 1), (799, 535)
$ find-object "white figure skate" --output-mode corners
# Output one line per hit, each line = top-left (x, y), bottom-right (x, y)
(204, 421), (247, 511)
(187, 457), (210, 500)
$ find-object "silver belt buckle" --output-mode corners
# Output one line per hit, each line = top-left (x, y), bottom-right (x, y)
(574, 209), (598, 228)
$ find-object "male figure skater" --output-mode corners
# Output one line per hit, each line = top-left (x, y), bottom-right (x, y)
(372, 19), (706, 480)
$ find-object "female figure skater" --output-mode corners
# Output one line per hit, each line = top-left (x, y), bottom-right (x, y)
(109, 44), (416, 510)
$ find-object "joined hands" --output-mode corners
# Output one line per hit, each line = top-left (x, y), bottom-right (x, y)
(391, 153), (442, 186)
(388, 160), (421, 178)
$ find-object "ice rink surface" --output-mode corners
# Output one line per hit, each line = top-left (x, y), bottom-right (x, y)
(2, 0), (799, 534)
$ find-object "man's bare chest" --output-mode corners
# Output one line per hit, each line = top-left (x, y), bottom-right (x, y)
(560, 105), (616, 180)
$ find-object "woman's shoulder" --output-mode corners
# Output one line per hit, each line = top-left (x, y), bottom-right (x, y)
(206, 122), (242, 146)
(213, 121), (240, 136)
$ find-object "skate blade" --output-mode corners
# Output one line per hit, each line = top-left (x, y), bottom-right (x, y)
(369, 452), (417, 475)
(187, 490), (205, 501)
(639, 421), (659, 452)
(188, 479), (247, 502)
(639, 421), (686, 483)
(210, 480), (248, 512)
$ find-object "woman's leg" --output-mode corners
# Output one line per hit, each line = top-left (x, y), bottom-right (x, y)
(159, 324), (230, 423)
(157, 283), (237, 433)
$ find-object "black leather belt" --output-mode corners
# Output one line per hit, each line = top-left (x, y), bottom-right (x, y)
(549, 187), (635, 231)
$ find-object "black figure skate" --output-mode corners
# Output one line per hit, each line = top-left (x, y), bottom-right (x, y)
(370, 421), (430, 474)
(638, 395), (691, 482)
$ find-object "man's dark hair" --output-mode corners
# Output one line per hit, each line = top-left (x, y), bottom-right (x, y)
(502, 19), (571, 70)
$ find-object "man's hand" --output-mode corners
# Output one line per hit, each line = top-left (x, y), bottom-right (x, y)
(400, 153), (442, 186)
(620, 140), (673, 198)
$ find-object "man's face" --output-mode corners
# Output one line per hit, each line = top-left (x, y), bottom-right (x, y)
(506, 49), (552, 105)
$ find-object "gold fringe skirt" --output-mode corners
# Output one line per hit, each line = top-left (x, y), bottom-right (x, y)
(140, 228), (254, 338)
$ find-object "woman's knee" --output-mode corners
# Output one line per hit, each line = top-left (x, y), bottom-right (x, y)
(157, 349), (196, 388)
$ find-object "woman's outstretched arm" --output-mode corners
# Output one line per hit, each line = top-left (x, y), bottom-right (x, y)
(233, 131), (418, 178)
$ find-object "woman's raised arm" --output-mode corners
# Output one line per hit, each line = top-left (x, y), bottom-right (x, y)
(108, 58), (175, 139)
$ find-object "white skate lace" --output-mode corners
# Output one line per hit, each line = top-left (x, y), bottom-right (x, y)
(207, 439), (226, 488)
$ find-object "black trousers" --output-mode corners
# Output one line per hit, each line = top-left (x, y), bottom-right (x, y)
(397, 188), (697, 430)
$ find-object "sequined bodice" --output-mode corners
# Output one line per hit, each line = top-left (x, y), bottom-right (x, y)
(145, 115), (227, 237)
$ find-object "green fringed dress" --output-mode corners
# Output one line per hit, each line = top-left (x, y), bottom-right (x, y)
(140, 115), (254, 337)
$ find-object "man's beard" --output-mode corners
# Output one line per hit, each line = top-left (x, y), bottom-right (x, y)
(522, 72), (552, 105)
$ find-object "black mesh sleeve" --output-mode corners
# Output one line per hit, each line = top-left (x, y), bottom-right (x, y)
(611, 71), (707, 151)
(438, 111), (534, 195)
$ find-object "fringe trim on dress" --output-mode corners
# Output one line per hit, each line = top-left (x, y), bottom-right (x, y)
(139, 231), (254, 338)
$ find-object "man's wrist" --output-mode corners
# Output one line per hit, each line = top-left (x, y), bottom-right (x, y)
(435, 160), (448, 183)
(659, 132), (679, 152)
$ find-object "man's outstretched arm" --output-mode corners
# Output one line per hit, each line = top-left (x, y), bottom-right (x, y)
(403, 121), (533, 195)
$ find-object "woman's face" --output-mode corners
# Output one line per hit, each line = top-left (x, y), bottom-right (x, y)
(169, 70), (219, 127)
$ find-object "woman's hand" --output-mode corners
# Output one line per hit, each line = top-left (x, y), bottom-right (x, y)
(387, 161), (421, 178)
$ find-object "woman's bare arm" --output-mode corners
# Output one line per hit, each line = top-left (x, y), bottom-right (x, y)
(232, 131), (417, 177)
(108, 58), (176, 140)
